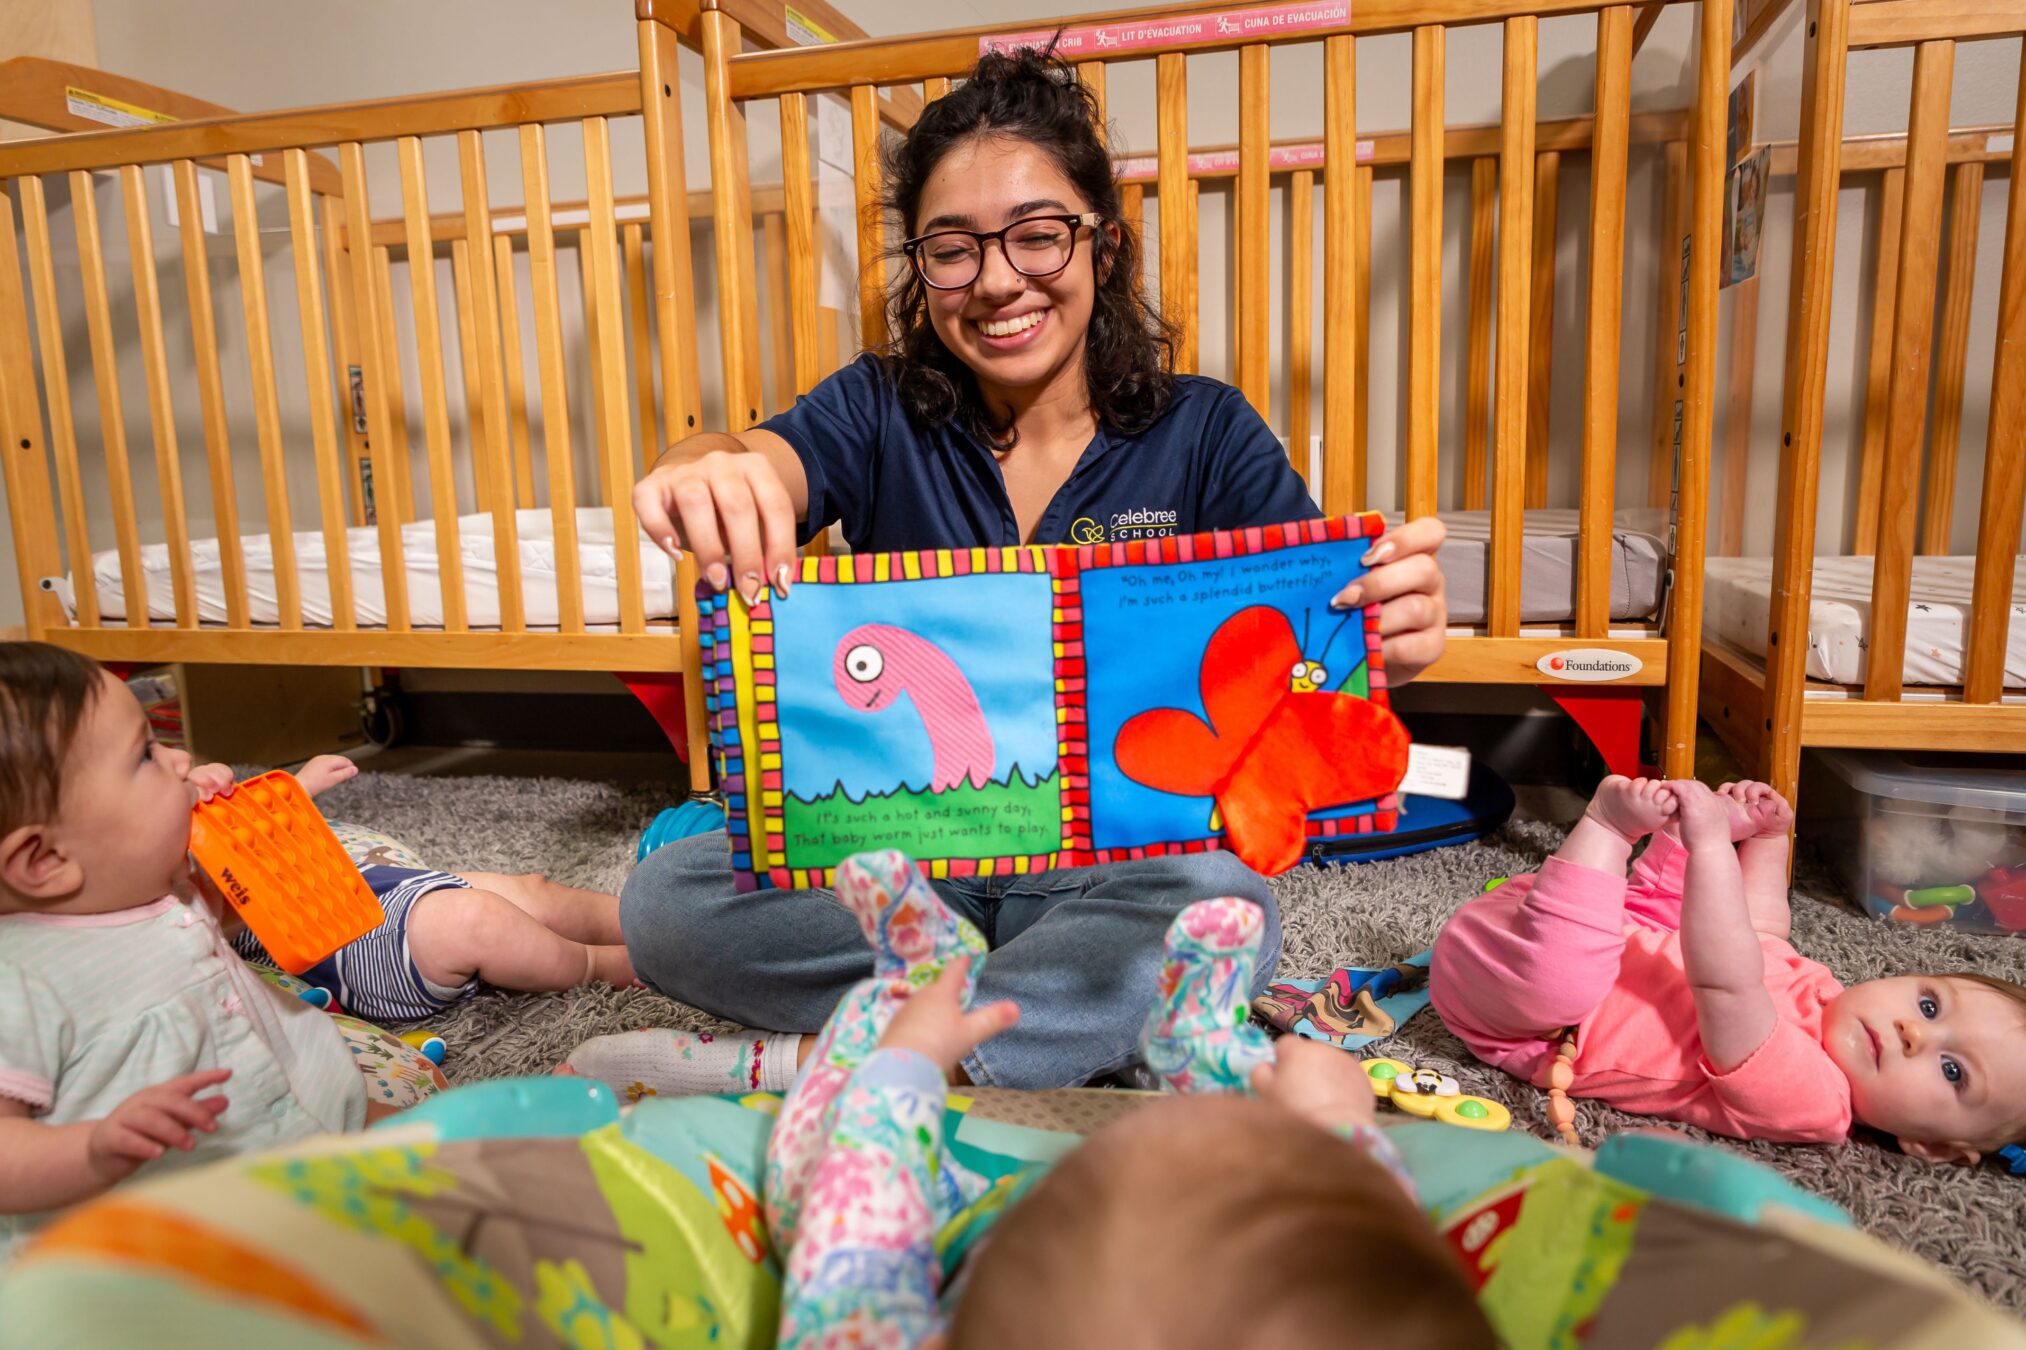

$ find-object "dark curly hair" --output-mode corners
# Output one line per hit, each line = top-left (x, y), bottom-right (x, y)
(880, 44), (1177, 450)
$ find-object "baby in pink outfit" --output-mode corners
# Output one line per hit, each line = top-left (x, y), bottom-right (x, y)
(1434, 776), (2026, 1161)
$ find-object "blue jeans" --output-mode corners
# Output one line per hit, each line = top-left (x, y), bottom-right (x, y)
(620, 833), (1281, 1089)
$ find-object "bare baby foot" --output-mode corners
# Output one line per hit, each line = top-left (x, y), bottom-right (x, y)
(294, 753), (360, 796)
(1668, 779), (1735, 851)
(1720, 780), (1793, 839)
(1587, 775), (1677, 844)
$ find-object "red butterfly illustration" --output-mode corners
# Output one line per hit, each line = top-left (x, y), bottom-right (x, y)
(1113, 605), (1410, 875)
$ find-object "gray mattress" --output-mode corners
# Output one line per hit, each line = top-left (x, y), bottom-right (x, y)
(1382, 508), (1669, 626)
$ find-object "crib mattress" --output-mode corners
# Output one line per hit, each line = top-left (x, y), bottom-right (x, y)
(1702, 554), (2026, 688)
(1383, 508), (1670, 625)
(51, 508), (678, 630)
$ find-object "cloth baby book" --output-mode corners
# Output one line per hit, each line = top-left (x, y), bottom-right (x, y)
(699, 514), (1412, 890)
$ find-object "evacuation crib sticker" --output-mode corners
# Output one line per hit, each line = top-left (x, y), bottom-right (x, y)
(700, 515), (1409, 891)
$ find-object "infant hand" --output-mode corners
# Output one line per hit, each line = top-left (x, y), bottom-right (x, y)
(877, 956), (1018, 1080)
(294, 755), (360, 797)
(1667, 779), (1737, 850)
(88, 1070), (231, 1182)
(187, 762), (236, 803)
(1251, 1036), (1376, 1132)
(1720, 780), (1793, 839)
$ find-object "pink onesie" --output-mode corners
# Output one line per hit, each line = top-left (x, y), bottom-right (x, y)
(1431, 831), (1853, 1144)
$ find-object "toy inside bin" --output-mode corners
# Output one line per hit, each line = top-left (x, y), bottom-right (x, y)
(1800, 750), (2026, 935)
(188, 771), (384, 972)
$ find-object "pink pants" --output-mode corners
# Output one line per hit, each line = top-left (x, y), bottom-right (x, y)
(1431, 832), (1689, 1079)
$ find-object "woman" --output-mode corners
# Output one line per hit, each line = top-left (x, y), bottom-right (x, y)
(573, 47), (1447, 1094)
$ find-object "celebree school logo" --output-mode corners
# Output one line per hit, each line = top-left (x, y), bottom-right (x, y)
(1073, 506), (1180, 544)
(1537, 648), (1643, 682)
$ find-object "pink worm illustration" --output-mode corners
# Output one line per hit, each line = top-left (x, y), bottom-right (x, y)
(834, 623), (996, 791)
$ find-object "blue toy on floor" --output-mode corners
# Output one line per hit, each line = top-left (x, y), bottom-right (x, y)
(638, 799), (729, 861)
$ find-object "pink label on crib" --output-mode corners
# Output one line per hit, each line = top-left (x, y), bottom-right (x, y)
(982, 1), (1350, 59)
(1112, 140), (1368, 182)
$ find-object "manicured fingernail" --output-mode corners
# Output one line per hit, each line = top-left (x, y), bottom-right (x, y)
(774, 563), (793, 595)
(1361, 539), (1395, 566)
(739, 572), (764, 607)
(1331, 585), (1363, 611)
(661, 537), (683, 559)
(706, 562), (729, 591)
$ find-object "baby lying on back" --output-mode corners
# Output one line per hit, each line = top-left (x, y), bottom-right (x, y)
(1434, 775), (2026, 1162)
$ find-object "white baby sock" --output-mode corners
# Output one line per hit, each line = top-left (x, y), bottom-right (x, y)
(562, 1027), (803, 1099)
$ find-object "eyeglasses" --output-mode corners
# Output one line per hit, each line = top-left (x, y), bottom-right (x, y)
(902, 212), (1104, 291)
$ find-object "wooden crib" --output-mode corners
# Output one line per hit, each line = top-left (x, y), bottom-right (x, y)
(1699, 0), (2025, 805)
(691, 0), (1733, 779)
(0, 1), (899, 790)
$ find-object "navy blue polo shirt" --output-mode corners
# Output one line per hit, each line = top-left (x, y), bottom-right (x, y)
(758, 353), (1322, 552)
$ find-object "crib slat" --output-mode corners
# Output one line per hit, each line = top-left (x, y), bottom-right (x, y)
(584, 115), (648, 635)
(1920, 159), (1982, 555)
(169, 161), (249, 628)
(1158, 53), (1192, 367)
(1525, 151), (1559, 512)
(283, 150), (357, 633)
(1077, 63), (1103, 137)
(1406, 25), (1445, 520)
(1353, 164), (1372, 508)
(451, 241), (494, 514)
(228, 154), (304, 630)
(397, 136), (469, 633)
(1287, 168), (1315, 488)
(761, 212), (793, 417)
(519, 122), (585, 632)
(851, 82), (888, 357)
(1236, 44), (1270, 416)
(1122, 181), (1144, 238)
(1963, 58), (2026, 705)
(457, 131), (524, 634)
(1465, 156), (1496, 511)
(321, 198), (370, 531)
(1853, 168), (1904, 553)
(926, 76), (951, 102)
(638, 16), (703, 448)
(69, 170), (149, 627)
(0, 191), (66, 640)
(702, 13), (762, 425)
(371, 246), (419, 528)
(1321, 34), (1357, 516)
(20, 178), (99, 627)
(1866, 39), (1954, 703)
(1717, 275), (1759, 559)
(579, 229), (614, 511)
(1648, 139), (1686, 509)
(1489, 17), (1537, 637)
(119, 167), (198, 628)
(624, 223), (659, 467)
(493, 236), (537, 510)
(779, 92), (822, 401)
(1578, 6), (1632, 635)
(1184, 179), (1202, 373)
(338, 146), (410, 627)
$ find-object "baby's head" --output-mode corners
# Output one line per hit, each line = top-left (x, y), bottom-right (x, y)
(949, 1095), (1495, 1349)
(1822, 970), (2026, 1165)
(0, 642), (195, 917)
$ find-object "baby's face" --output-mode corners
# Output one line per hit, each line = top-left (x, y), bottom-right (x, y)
(1822, 975), (2026, 1161)
(53, 672), (198, 912)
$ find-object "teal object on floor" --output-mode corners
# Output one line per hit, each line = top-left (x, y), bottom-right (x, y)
(1594, 1132), (1853, 1228)
(638, 800), (728, 861)
(380, 1076), (621, 1141)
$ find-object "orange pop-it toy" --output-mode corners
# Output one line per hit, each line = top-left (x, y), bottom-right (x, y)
(187, 770), (384, 973)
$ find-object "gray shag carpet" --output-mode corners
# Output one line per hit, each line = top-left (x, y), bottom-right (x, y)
(313, 767), (2026, 1317)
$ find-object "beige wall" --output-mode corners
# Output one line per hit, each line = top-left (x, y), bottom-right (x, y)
(1, 0), (2019, 637)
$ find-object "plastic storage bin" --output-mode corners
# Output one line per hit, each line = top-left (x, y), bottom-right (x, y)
(1800, 750), (2026, 935)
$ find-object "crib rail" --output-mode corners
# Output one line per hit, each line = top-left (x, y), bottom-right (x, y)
(0, 59), (707, 672)
(679, 0), (1729, 773)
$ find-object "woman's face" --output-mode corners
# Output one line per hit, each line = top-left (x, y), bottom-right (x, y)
(911, 135), (1107, 406)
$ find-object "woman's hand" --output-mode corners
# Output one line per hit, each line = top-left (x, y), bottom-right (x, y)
(630, 433), (808, 606)
(1331, 516), (1447, 684)
(877, 956), (1019, 1080)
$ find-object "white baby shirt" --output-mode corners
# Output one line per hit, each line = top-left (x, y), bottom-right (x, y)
(0, 895), (364, 1244)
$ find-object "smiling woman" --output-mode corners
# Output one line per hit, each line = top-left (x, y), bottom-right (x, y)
(603, 46), (1451, 1097)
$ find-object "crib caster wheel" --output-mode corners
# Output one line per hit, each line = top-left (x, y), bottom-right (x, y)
(360, 689), (409, 749)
